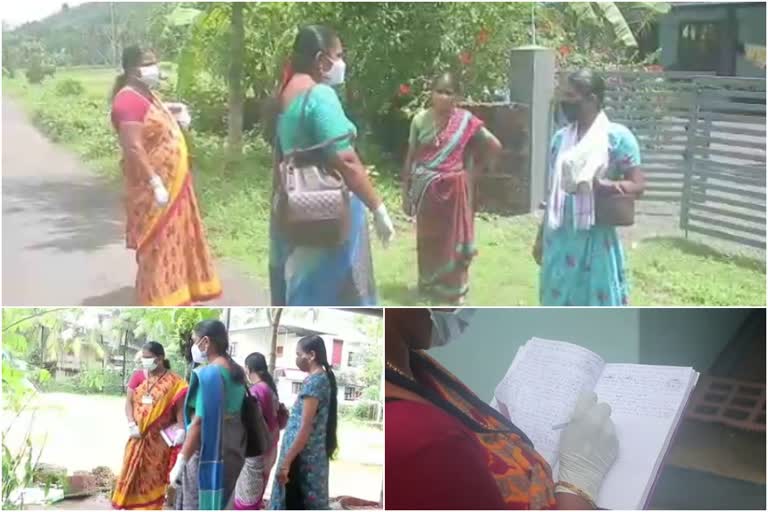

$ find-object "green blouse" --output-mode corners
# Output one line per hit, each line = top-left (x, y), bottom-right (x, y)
(277, 83), (357, 156)
(187, 365), (245, 418)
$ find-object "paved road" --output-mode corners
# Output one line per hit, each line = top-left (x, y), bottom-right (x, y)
(2, 97), (267, 306)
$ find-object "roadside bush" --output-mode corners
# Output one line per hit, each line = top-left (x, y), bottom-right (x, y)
(340, 401), (381, 422)
(25, 63), (56, 84)
(40, 368), (124, 396)
(30, 88), (118, 165)
(54, 78), (85, 97)
(177, 73), (229, 133)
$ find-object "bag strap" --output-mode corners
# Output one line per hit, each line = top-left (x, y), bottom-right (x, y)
(287, 84), (353, 158)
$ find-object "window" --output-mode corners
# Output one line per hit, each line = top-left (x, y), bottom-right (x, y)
(276, 346), (284, 357)
(344, 386), (362, 401)
(292, 382), (303, 395)
(678, 21), (722, 72)
(347, 352), (357, 368)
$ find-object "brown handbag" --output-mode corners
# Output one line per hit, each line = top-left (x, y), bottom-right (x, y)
(275, 86), (353, 247)
(595, 186), (636, 227)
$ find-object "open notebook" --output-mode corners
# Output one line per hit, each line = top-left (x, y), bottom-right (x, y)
(491, 337), (699, 510)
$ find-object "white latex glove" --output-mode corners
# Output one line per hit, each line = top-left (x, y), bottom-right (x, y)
(169, 103), (192, 129)
(172, 428), (186, 447)
(127, 422), (141, 439)
(372, 204), (395, 247)
(557, 391), (619, 504)
(149, 174), (169, 207)
(169, 454), (186, 487)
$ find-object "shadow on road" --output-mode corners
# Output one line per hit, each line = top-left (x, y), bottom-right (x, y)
(3, 175), (124, 253)
(81, 286), (135, 306)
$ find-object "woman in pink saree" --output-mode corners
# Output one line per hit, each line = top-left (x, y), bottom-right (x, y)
(234, 353), (285, 509)
(402, 72), (502, 304)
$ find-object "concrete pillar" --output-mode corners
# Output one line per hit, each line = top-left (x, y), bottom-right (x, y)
(508, 46), (556, 212)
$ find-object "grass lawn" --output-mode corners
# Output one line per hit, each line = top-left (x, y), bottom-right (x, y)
(4, 68), (765, 306)
(2, 392), (382, 502)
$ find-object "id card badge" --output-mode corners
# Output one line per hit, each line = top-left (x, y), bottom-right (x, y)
(141, 394), (154, 405)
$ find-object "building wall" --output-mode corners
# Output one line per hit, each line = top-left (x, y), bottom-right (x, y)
(735, 4), (766, 77)
(659, 4), (765, 76)
(430, 309), (641, 401)
(430, 308), (750, 401)
(660, 5), (729, 70)
(638, 309), (751, 372)
(229, 328), (367, 406)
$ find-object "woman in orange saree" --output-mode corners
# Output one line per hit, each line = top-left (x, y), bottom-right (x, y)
(111, 46), (222, 306)
(112, 342), (189, 510)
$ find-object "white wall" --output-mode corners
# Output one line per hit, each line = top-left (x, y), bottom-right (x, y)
(430, 308), (749, 402)
(431, 308), (641, 401)
(231, 328), (367, 407)
(638, 309), (751, 372)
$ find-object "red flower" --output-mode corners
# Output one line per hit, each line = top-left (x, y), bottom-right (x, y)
(476, 28), (490, 45)
(398, 83), (411, 96)
(459, 51), (473, 65)
(558, 45), (572, 58)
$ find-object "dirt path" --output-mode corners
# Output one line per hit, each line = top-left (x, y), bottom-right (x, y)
(2, 97), (267, 306)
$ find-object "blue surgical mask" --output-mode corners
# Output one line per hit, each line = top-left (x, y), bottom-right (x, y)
(429, 309), (477, 347)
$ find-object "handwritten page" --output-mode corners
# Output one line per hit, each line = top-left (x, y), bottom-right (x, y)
(494, 338), (605, 465)
(594, 364), (699, 510)
(493, 338), (699, 510)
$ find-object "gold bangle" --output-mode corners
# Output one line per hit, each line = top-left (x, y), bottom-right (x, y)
(555, 481), (597, 509)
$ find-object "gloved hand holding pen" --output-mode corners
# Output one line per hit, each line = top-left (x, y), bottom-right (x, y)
(556, 391), (619, 506)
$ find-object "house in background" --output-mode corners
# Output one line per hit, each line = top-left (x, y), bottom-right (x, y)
(658, 2), (766, 76)
(229, 316), (375, 407)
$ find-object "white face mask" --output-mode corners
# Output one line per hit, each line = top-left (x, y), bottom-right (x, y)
(141, 357), (158, 371)
(429, 309), (477, 347)
(138, 64), (161, 89)
(322, 57), (346, 86)
(191, 343), (208, 364)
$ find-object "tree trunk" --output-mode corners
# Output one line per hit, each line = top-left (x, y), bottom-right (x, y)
(268, 308), (283, 375)
(227, 2), (245, 159)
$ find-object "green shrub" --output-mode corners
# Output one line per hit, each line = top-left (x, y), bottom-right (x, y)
(340, 401), (381, 422)
(54, 78), (85, 97)
(40, 368), (124, 395)
(25, 64), (56, 84)
(178, 73), (229, 133)
(29, 87), (118, 166)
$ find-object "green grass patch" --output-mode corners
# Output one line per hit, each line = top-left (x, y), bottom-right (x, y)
(4, 68), (765, 306)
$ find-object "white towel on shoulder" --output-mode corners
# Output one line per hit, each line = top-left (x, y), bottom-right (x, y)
(547, 112), (611, 231)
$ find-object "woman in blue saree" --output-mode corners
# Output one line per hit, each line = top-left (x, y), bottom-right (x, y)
(535, 69), (645, 306)
(269, 25), (395, 306)
(171, 320), (247, 510)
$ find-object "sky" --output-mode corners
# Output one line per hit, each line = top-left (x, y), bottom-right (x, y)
(1, 0), (86, 28)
